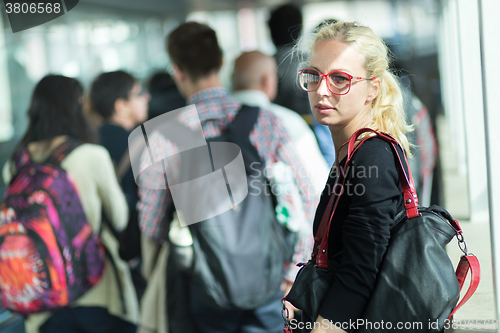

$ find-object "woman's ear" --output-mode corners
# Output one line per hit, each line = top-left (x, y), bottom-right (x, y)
(366, 77), (381, 102)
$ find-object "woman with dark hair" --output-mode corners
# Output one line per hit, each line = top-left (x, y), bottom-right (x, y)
(2, 75), (139, 333)
(16, 75), (95, 148)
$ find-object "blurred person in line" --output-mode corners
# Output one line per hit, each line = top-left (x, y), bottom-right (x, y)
(290, 21), (412, 332)
(232, 50), (329, 197)
(90, 70), (150, 300)
(137, 22), (317, 333)
(268, 3), (336, 166)
(91, 70), (149, 216)
(267, 3), (308, 120)
(147, 71), (185, 120)
(2, 75), (139, 333)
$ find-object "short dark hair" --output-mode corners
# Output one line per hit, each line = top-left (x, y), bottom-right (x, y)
(147, 71), (176, 93)
(268, 4), (303, 47)
(167, 22), (223, 81)
(18, 75), (94, 148)
(90, 70), (136, 120)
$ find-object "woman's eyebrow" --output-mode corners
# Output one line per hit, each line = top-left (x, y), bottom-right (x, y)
(308, 66), (352, 73)
(327, 68), (351, 74)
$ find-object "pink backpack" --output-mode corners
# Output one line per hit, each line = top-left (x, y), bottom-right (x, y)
(0, 141), (105, 315)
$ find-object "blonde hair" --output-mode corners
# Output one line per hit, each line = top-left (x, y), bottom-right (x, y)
(302, 21), (412, 156)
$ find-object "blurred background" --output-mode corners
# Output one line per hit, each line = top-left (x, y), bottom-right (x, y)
(0, 0), (498, 331)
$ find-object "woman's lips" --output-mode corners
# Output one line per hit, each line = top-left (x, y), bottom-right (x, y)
(315, 104), (336, 115)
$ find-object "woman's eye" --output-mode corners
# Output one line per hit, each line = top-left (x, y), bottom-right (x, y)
(330, 75), (349, 83)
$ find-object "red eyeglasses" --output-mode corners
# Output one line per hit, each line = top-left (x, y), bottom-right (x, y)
(298, 68), (375, 95)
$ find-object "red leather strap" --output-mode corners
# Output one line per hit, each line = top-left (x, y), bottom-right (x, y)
(389, 142), (419, 219)
(449, 219), (463, 234)
(311, 143), (348, 266)
(448, 255), (481, 319)
(316, 175), (346, 268)
(348, 128), (419, 219)
(313, 177), (338, 250)
(311, 192), (336, 263)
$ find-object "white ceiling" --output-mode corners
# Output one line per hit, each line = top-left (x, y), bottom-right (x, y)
(78, 0), (419, 17)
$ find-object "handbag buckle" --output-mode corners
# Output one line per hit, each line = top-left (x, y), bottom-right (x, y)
(457, 232), (469, 255)
(281, 297), (291, 331)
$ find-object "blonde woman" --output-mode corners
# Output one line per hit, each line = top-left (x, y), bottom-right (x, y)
(295, 22), (412, 333)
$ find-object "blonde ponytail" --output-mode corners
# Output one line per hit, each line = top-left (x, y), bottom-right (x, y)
(368, 71), (412, 155)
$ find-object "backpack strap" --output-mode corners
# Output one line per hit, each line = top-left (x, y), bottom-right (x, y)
(115, 136), (144, 183)
(227, 104), (261, 139)
(12, 148), (31, 171)
(44, 139), (82, 166)
(221, 104), (262, 172)
(11, 139), (82, 173)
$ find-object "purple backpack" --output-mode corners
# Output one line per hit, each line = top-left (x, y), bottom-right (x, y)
(0, 140), (105, 315)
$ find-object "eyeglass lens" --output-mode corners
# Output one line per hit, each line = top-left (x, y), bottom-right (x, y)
(299, 69), (351, 93)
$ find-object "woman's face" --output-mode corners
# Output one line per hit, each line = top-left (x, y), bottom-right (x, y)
(307, 39), (378, 130)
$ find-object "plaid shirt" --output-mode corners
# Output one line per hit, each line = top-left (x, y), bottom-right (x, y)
(137, 87), (318, 280)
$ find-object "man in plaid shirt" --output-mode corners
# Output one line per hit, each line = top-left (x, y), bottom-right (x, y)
(137, 22), (318, 333)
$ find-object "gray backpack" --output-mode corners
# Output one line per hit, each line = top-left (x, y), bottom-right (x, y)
(184, 105), (296, 310)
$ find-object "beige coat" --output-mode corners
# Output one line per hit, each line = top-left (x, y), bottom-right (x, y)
(138, 237), (169, 333)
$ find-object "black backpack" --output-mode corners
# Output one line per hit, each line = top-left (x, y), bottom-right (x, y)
(177, 105), (296, 310)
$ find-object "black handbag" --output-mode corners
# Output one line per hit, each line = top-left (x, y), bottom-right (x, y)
(283, 128), (480, 333)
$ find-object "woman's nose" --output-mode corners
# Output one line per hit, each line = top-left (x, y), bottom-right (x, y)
(316, 77), (330, 96)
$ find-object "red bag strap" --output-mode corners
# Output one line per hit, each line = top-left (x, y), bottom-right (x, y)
(311, 190), (335, 263)
(314, 175), (347, 268)
(448, 255), (481, 319)
(348, 128), (419, 219)
(311, 140), (351, 266)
